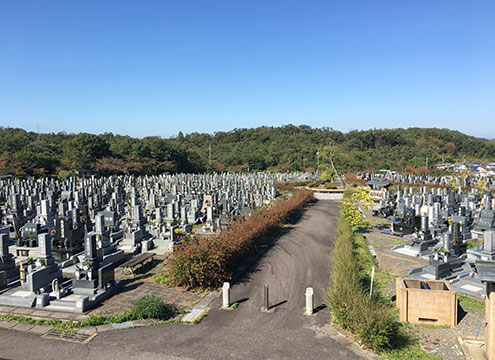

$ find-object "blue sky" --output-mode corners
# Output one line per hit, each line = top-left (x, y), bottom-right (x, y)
(1, 0), (494, 138)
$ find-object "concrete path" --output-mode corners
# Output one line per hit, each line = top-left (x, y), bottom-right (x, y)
(0, 200), (370, 360)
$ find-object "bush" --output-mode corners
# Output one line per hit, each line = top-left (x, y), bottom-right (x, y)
(130, 294), (177, 320)
(326, 217), (399, 351)
(106, 295), (179, 323)
(160, 187), (313, 289)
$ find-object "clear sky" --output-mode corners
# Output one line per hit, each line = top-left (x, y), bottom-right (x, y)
(1, 0), (494, 138)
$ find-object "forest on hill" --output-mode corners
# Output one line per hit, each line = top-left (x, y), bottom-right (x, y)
(1, 125), (494, 177)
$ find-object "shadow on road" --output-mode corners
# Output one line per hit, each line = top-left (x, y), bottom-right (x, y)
(269, 300), (287, 310)
(231, 227), (293, 286)
(230, 202), (316, 287)
(234, 297), (249, 305)
(313, 304), (327, 314)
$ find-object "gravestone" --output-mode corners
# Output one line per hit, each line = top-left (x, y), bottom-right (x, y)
(0, 233), (18, 288)
(21, 233), (62, 294)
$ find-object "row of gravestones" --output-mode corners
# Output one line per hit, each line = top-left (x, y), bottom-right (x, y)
(368, 180), (495, 298)
(1, 172), (316, 258)
(0, 229), (117, 312)
(0, 171), (316, 312)
(361, 172), (494, 190)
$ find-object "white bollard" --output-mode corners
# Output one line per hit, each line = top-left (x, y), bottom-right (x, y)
(305, 287), (314, 315)
(222, 282), (231, 308)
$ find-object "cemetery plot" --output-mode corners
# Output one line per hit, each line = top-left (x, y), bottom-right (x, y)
(363, 174), (495, 299)
(0, 172), (311, 314)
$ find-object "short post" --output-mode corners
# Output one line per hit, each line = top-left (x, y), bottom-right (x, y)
(19, 262), (25, 285)
(305, 287), (314, 315)
(264, 284), (269, 311)
(370, 265), (375, 299)
(222, 282), (230, 308)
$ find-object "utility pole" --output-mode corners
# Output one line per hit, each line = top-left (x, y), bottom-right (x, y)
(316, 148), (320, 175)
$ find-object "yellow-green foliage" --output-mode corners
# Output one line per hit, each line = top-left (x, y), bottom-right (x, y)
(351, 187), (373, 210)
(339, 188), (372, 229)
(447, 177), (461, 193)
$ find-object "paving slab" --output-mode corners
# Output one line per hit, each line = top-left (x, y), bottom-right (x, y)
(181, 308), (206, 323)
(11, 323), (35, 332)
(0, 320), (16, 329)
(30, 310), (54, 318)
(13, 308), (34, 315)
(51, 312), (72, 320)
(95, 324), (113, 333)
(68, 314), (88, 321)
(27, 325), (53, 335)
(75, 327), (97, 335)
(458, 336), (488, 360)
(130, 319), (154, 326)
(0, 305), (15, 313)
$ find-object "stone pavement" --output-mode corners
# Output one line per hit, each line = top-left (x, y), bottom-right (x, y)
(0, 305), (89, 322)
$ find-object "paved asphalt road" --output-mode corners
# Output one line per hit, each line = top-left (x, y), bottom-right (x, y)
(0, 200), (365, 360)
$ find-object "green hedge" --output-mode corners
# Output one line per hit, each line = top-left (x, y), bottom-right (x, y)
(325, 216), (398, 351)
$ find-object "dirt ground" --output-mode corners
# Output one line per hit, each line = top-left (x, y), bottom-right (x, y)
(90, 255), (201, 317)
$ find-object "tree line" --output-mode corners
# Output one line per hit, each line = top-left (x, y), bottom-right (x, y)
(1, 125), (494, 177)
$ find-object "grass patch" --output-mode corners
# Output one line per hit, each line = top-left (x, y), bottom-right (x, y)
(230, 302), (239, 309)
(379, 323), (440, 359)
(458, 294), (485, 310)
(353, 231), (396, 296)
(416, 324), (450, 329)
(381, 345), (440, 360)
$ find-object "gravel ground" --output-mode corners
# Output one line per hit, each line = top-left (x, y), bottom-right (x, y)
(415, 305), (484, 360)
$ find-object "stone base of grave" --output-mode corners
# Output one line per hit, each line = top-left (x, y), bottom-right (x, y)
(72, 279), (99, 295)
(392, 243), (435, 259)
(146, 239), (174, 255)
(110, 230), (124, 243)
(449, 276), (486, 299)
(52, 247), (85, 262)
(40, 282), (121, 313)
(0, 290), (37, 308)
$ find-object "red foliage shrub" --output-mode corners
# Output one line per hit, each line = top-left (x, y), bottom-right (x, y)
(162, 187), (313, 289)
